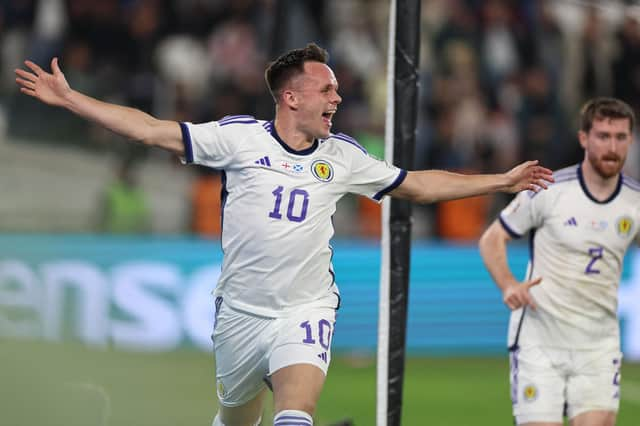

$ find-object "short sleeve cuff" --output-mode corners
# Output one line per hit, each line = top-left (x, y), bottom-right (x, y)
(373, 169), (407, 201)
(179, 122), (194, 164)
(499, 215), (523, 239)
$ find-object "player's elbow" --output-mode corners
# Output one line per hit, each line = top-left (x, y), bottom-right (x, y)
(137, 118), (164, 146)
(478, 224), (497, 256)
(140, 120), (183, 154)
(390, 172), (436, 204)
(479, 222), (506, 258)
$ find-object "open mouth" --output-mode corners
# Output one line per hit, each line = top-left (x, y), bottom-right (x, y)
(322, 111), (335, 125)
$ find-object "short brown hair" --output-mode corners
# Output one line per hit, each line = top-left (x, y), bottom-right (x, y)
(264, 43), (329, 102)
(579, 97), (635, 133)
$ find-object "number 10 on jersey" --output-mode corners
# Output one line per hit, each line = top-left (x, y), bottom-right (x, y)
(269, 186), (310, 222)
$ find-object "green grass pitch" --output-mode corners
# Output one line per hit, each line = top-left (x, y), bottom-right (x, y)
(2, 339), (639, 425)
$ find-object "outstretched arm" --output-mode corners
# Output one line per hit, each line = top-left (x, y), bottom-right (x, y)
(389, 160), (553, 204)
(15, 58), (183, 155)
(479, 220), (541, 310)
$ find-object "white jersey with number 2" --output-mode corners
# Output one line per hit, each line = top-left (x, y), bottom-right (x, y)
(499, 164), (640, 350)
(180, 116), (406, 317)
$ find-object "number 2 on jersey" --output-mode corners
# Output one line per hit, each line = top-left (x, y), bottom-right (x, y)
(268, 186), (309, 222)
(585, 246), (603, 274)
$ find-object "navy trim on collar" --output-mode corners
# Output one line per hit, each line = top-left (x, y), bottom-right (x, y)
(269, 121), (319, 156)
(577, 163), (622, 204)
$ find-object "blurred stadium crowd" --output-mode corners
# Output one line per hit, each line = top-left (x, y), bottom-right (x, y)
(1, 0), (640, 238)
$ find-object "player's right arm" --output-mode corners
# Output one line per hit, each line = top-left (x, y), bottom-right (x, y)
(15, 58), (183, 155)
(479, 220), (541, 310)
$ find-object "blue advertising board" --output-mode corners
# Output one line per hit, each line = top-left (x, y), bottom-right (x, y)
(0, 235), (638, 359)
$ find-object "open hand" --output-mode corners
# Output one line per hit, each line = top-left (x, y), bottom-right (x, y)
(15, 57), (71, 107)
(502, 277), (542, 310)
(504, 160), (554, 193)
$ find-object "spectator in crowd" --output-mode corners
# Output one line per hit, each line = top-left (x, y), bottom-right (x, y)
(98, 155), (151, 234)
(190, 166), (222, 238)
(4, 0), (640, 237)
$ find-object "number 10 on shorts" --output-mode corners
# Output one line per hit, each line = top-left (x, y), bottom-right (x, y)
(300, 319), (333, 350)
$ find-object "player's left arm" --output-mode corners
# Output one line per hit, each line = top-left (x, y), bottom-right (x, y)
(479, 220), (542, 310)
(389, 160), (553, 204)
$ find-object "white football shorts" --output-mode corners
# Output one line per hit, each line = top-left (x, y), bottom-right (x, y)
(212, 297), (337, 407)
(510, 345), (622, 424)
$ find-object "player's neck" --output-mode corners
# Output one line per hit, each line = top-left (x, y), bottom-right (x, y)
(580, 160), (620, 201)
(273, 117), (315, 152)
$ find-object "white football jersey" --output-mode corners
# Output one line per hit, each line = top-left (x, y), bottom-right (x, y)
(500, 164), (640, 350)
(180, 116), (406, 317)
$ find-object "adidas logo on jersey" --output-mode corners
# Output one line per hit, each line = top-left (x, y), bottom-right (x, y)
(564, 217), (577, 226)
(255, 156), (271, 167)
(317, 352), (328, 363)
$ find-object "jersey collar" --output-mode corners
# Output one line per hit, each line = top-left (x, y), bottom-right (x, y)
(269, 121), (319, 156)
(577, 163), (622, 204)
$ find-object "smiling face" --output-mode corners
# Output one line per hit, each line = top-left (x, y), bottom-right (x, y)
(286, 61), (342, 139)
(579, 117), (632, 179)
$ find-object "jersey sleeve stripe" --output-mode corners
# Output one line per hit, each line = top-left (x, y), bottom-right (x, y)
(553, 175), (578, 184)
(544, 175), (579, 192)
(219, 118), (258, 127)
(552, 166), (578, 180)
(218, 114), (254, 123)
(534, 173), (578, 196)
(373, 169), (407, 201)
(499, 215), (523, 239)
(179, 122), (194, 163)
(623, 175), (640, 192)
(623, 182), (640, 192)
(333, 133), (368, 154)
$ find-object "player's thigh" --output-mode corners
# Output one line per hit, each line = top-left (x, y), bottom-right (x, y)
(271, 363), (326, 414)
(268, 306), (336, 413)
(213, 302), (273, 408)
(510, 346), (566, 425)
(566, 349), (621, 422)
(269, 306), (336, 376)
(569, 410), (616, 426)
(219, 388), (268, 426)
